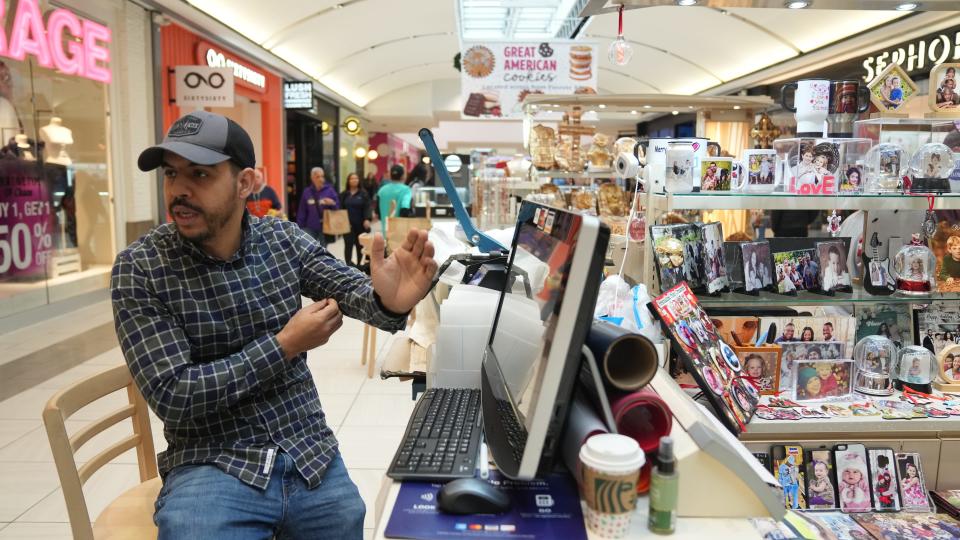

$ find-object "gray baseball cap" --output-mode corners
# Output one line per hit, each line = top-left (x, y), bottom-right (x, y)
(138, 110), (256, 172)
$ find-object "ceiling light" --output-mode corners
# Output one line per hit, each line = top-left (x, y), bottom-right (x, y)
(676, 0), (697, 6)
(342, 116), (362, 135)
(672, 110), (679, 115)
(896, 1), (918, 9)
(786, 1), (809, 8)
(367, 149), (379, 160)
(422, 156), (431, 164)
(630, 110), (637, 115)
(643, 105), (652, 109)
(598, 104), (607, 109)
(339, 147), (347, 157)
(733, 105), (741, 110)
(355, 147), (367, 159)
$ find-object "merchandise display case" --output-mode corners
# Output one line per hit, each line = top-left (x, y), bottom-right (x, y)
(411, 186), (469, 219)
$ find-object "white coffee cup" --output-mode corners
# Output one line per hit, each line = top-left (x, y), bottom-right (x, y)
(736, 149), (780, 193)
(645, 137), (720, 192)
(664, 141), (696, 193)
(781, 79), (830, 136)
(579, 434), (646, 539)
(699, 157), (741, 192)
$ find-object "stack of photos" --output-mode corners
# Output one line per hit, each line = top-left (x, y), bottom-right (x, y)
(651, 282), (754, 434)
(801, 512), (871, 540)
(916, 301), (960, 355)
(854, 304), (912, 349)
(793, 359), (854, 402)
(773, 248), (820, 294)
(650, 222), (729, 294)
(778, 341), (847, 391)
(742, 241), (774, 293)
(818, 240), (852, 292)
(852, 513), (960, 540)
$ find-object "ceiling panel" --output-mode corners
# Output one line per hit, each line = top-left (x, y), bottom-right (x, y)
(186, 0), (337, 45)
(319, 34), (459, 83)
(725, 8), (905, 52)
(360, 64), (463, 104)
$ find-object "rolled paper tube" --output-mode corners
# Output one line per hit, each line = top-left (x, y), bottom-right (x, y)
(586, 320), (659, 391)
(562, 391), (609, 480)
(610, 388), (673, 454)
(615, 152), (641, 178)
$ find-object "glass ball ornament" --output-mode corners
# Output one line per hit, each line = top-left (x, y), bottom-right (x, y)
(890, 234), (936, 295)
(853, 335), (897, 396)
(909, 142), (955, 179)
(894, 345), (938, 393)
(863, 143), (904, 193)
(607, 36), (634, 66)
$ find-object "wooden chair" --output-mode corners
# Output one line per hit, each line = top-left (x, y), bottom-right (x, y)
(43, 364), (161, 540)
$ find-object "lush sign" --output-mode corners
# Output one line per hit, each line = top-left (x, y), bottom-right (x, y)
(0, 0), (111, 83)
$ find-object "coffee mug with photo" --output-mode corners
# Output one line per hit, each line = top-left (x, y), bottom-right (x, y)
(780, 79), (830, 136)
(664, 141), (696, 193)
(737, 150), (779, 193)
(699, 157), (741, 192)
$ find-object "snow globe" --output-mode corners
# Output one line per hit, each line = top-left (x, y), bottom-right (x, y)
(890, 234), (936, 295)
(907, 142), (954, 193)
(853, 336), (897, 396)
(894, 345), (938, 393)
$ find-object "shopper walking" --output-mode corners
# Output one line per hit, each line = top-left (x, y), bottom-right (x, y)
(115, 110), (437, 540)
(340, 172), (372, 266)
(377, 164), (412, 235)
(245, 168), (282, 218)
(296, 166), (339, 246)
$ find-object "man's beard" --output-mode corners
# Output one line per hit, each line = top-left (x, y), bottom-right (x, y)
(170, 195), (238, 246)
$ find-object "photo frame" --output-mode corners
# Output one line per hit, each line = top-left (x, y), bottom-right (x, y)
(700, 221), (728, 294)
(650, 223), (701, 292)
(777, 340), (847, 390)
(854, 304), (912, 349)
(868, 63), (918, 114)
(733, 344), (781, 395)
(741, 241), (773, 293)
(915, 301), (960, 356)
(805, 448), (838, 510)
(896, 452), (931, 512)
(772, 248), (819, 294)
(817, 240), (852, 293)
(792, 359), (854, 402)
(868, 448), (901, 512)
(928, 63), (960, 114)
(939, 343), (960, 384)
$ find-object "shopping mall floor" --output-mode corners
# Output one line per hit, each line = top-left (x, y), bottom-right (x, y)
(0, 242), (413, 539)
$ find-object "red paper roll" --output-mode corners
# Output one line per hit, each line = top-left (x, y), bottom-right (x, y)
(610, 388), (673, 454)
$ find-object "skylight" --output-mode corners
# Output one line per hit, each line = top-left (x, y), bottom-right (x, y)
(458, 0), (585, 41)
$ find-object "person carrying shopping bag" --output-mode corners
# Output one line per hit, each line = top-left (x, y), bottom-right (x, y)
(296, 166), (339, 246)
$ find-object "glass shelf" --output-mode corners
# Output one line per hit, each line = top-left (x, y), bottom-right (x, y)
(654, 192), (960, 211)
(535, 169), (616, 179)
(697, 285), (956, 308)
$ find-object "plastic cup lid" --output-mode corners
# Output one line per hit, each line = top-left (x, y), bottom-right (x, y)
(579, 433), (645, 474)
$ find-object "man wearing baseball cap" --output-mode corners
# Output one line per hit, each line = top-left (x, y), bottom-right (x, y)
(112, 111), (437, 538)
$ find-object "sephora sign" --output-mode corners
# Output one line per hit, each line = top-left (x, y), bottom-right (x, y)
(0, 0), (112, 84)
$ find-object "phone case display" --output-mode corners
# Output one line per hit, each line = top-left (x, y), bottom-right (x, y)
(817, 240), (852, 293)
(896, 453), (930, 511)
(650, 283), (753, 434)
(867, 448), (901, 512)
(741, 241), (773, 293)
(852, 336), (897, 396)
(894, 345), (937, 393)
(772, 248), (819, 294)
(835, 444), (872, 512)
(772, 445), (806, 509)
(793, 359), (854, 402)
(907, 142), (955, 193)
(852, 512), (960, 539)
(891, 234), (937, 295)
(863, 143), (905, 192)
(805, 448), (838, 509)
(735, 345), (781, 394)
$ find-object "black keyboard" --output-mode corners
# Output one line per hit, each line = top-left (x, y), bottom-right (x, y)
(387, 388), (482, 481)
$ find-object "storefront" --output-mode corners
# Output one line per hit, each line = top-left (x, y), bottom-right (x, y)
(0, 0), (156, 321)
(158, 23), (284, 211)
(283, 86), (338, 215)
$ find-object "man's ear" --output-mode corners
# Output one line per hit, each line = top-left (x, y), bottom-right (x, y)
(237, 167), (256, 199)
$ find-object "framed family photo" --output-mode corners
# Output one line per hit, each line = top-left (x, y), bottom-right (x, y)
(929, 63), (960, 113)
(868, 63), (918, 114)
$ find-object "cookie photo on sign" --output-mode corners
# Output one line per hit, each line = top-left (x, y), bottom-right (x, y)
(462, 45), (495, 78)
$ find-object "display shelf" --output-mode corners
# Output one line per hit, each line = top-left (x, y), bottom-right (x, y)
(697, 286), (960, 308)
(651, 192), (960, 211)
(534, 169), (616, 179)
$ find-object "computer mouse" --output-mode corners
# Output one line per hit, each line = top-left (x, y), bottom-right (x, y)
(437, 478), (511, 515)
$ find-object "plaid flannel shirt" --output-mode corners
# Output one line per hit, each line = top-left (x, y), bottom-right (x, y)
(111, 213), (406, 489)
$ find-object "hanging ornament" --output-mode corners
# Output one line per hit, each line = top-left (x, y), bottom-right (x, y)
(922, 195), (937, 240)
(607, 5), (633, 66)
(827, 210), (843, 237)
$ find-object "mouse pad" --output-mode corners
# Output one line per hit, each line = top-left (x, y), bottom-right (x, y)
(384, 470), (587, 539)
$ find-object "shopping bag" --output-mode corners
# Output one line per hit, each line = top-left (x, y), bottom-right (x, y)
(322, 209), (351, 235)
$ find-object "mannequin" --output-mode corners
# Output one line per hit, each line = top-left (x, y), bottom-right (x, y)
(40, 117), (73, 165)
(0, 61), (20, 139)
(15, 133), (34, 161)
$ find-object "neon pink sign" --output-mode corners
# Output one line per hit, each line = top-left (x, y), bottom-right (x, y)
(0, 0), (111, 84)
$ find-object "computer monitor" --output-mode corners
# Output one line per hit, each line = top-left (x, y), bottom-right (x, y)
(481, 201), (609, 480)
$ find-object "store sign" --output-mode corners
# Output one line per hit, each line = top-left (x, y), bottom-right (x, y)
(861, 27), (960, 83)
(459, 40), (598, 119)
(0, 159), (54, 279)
(196, 42), (266, 92)
(174, 66), (234, 107)
(0, 0), (111, 84)
(283, 80), (313, 109)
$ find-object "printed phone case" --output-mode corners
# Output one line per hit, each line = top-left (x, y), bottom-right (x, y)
(834, 444), (872, 512)
(868, 448), (902, 512)
(805, 448), (838, 510)
(896, 452), (931, 511)
(753, 452), (771, 472)
(772, 444), (806, 509)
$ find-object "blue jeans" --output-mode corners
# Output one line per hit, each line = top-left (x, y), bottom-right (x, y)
(154, 452), (364, 540)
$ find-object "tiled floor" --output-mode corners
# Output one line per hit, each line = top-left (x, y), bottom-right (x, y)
(0, 296), (415, 539)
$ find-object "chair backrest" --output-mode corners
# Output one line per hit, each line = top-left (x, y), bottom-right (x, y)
(42, 364), (158, 540)
(386, 200), (432, 254)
